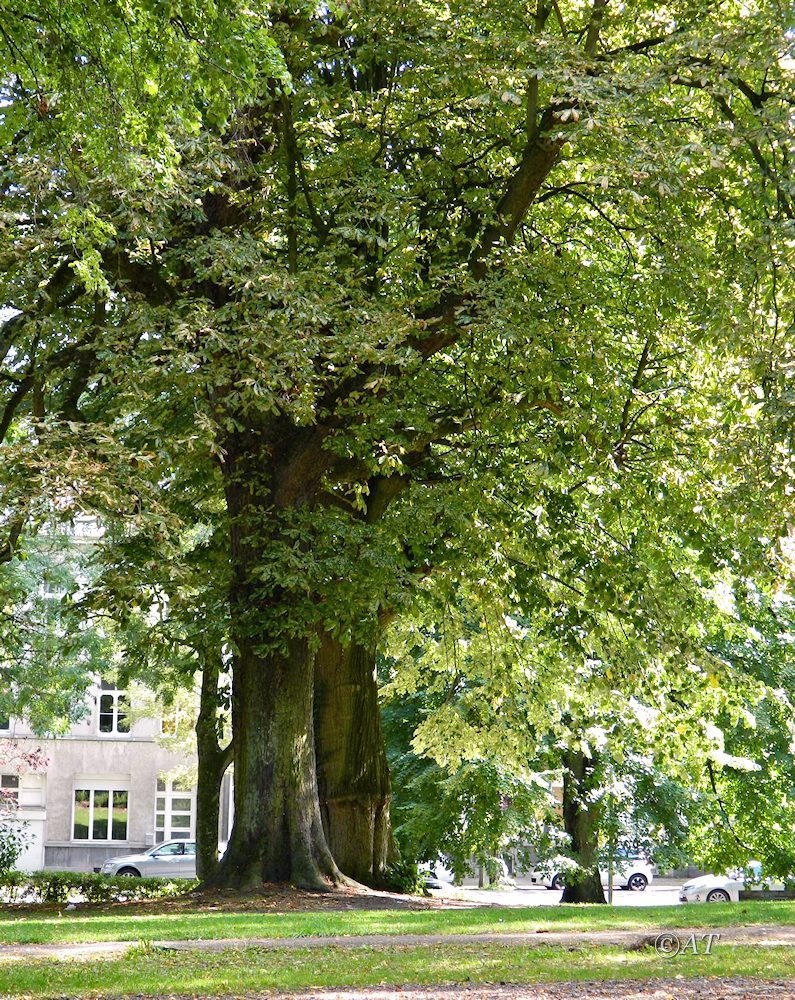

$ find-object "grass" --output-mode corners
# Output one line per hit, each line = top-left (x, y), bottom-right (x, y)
(1, 942), (795, 997)
(2, 899), (795, 945)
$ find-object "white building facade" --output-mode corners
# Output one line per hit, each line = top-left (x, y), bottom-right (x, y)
(0, 682), (200, 872)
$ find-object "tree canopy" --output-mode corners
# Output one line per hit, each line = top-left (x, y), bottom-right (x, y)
(0, 1), (792, 889)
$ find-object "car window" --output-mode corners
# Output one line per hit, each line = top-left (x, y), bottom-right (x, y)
(184, 843), (196, 855)
(154, 843), (183, 856)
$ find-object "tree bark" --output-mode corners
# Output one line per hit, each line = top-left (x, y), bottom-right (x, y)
(194, 651), (233, 883)
(560, 748), (606, 904)
(209, 635), (345, 888)
(314, 632), (394, 885)
(207, 427), (347, 890)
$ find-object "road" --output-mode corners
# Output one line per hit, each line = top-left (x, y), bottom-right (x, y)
(431, 881), (685, 907)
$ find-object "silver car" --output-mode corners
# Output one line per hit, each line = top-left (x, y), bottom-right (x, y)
(97, 840), (196, 878)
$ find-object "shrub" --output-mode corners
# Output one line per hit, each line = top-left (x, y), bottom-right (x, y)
(0, 870), (198, 904)
(0, 820), (31, 875)
(380, 859), (426, 895)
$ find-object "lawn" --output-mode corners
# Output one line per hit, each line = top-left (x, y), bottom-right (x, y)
(1, 943), (794, 997)
(2, 899), (795, 945)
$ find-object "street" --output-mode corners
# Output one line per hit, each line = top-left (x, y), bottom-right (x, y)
(433, 881), (685, 907)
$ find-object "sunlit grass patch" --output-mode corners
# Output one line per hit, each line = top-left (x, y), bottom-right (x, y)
(2, 943), (795, 997)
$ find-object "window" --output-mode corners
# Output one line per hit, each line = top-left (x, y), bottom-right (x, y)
(152, 841), (184, 856)
(0, 715), (9, 731)
(97, 689), (129, 735)
(154, 777), (195, 843)
(0, 774), (19, 811)
(73, 787), (128, 841)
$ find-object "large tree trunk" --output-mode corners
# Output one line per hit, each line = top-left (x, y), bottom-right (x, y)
(210, 636), (344, 888)
(194, 651), (233, 883)
(314, 632), (394, 885)
(207, 428), (347, 890)
(560, 749), (606, 904)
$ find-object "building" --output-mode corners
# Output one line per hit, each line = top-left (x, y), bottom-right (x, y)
(0, 681), (201, 872)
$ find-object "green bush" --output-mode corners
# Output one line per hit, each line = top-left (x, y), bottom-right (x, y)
(0, 821), (31, 875)
(380, 859), (426, 895)
(0, 869), (198, 904)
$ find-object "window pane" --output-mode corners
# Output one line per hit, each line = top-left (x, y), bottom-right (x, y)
(116, 696), (129, 734)
(92, 790), (109, 839)
(156, 797), (166, 811)
(155, 831), (164, 843)
(111, 790), (128, 840)
(171, 798), (192, 812)
(99, 695), (113, 733)
(73, 789), (90, 840)
(156, 812), (166, 828)
(184, 842), (196, 855)
(172, 777), (192, 792)
(155, 843), (182, 856)
(172, 831), (189, 840)
(156, 778), (166, 792)
(0, 716), (9, 730)
(1, 774), (19, 809)
(171, 814), (191, 830)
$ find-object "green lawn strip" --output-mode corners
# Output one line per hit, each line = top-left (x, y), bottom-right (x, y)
(2, 899), (795, 945)
(1, 943), (794, 997)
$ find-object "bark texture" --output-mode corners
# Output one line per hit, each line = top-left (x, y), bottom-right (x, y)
(560, 748), (606, 904)
(194, 651), (233, 883)
(208, 428), (346, 890)
(314, 632), (394, 885)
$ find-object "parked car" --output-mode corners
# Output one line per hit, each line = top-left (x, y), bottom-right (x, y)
(421, 859), (455, 889)
(96, 840), (197, 878)
(531, 854), (654, 891)
(679, 861), (784, 903)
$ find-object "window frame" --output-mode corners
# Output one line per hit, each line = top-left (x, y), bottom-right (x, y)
(0, 774), (19, 811)
(72, 784), (130, 842)
(96, 690), (129, 736)
(154, 777), (196, 843)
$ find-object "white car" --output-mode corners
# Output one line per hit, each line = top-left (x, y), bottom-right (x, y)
(421, 859), (455, 889)
(531, 855), (653, 892)
(679, 861), (780, 904)
(96, 840), (197, 878)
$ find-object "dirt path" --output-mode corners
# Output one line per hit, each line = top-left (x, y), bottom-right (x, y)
(3, 924), (795, 963)
(272, 982), (795, 999)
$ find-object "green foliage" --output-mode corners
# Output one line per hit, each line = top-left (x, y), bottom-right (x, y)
(0, 822), (30, 875)
(0, 0), (792, 885)
(383, 691), (552, 876)
(0, 529), (112, 732)
(0, 870), (197, 904)
(379, 859), (425, 896)
(683, 592), (795, 877)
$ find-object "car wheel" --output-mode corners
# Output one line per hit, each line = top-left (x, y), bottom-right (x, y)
(551, 873), (564, 891)
(628, 873), (648, 891)
(115, 867), (141, 877)
(706, 888), (731, 903)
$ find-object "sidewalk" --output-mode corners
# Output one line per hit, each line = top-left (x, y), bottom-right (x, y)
(3, 923), (795, 963)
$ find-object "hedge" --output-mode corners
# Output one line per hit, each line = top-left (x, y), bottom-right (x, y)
(0, 869), (198, 904)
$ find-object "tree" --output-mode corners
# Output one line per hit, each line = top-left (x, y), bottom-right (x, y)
(1, 2), (791, 888)
(0, 741), (47, 873)
(0, 528), (114, 733)
(383, 688), (552, 882)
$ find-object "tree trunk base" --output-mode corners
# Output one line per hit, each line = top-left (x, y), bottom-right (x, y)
(561, 871), (607, 904)
(322, 795), (392, 887)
